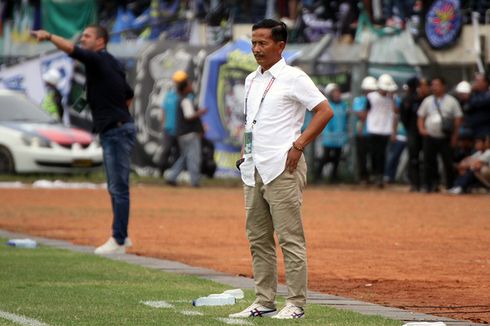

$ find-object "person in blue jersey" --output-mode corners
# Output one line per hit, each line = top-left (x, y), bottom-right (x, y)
(165, 71), (207, 187)
(314, 83), (348, 183)
(158, 79), (180, 176)
(352, 76), (377, 184)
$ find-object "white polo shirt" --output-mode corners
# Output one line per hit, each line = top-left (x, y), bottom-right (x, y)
(417, 94), (463, 138)
(366, 91), (395, 135)
(240, 58), (327, 186)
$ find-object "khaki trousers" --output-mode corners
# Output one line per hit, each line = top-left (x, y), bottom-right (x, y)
(244, 156), (307, 308)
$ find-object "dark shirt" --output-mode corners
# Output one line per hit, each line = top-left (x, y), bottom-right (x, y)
(400, 92), (421, 133)
(467, 91), (490, 137)
(176, 93), (203, 137)
(69, 46), (134, 133)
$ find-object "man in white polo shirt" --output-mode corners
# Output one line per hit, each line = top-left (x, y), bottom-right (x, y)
(418, 76), (463, 192)
(230, 19), (333, 320)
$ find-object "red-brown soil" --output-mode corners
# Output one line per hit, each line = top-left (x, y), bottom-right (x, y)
(0, 185), (488, 324)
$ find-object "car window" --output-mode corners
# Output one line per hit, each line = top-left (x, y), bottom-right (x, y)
(0, 92), (55, 123)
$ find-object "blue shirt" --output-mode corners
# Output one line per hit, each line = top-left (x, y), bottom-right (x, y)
(322, 100), (348, 148)
(352, 95), (368, 136)
(161, 89), (178, 136)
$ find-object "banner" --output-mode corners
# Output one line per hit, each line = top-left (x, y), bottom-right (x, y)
(0, 51), (73, 105)
(425, 0), (462, 49)
(0, 51), (73, 126)
(131, 40), (217, 175)
(42, 0), (97, 39)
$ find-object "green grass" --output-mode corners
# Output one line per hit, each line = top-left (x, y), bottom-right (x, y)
(0, 240), (401, 325)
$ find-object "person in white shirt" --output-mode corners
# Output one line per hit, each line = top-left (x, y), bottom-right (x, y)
(366, 73), (398, 187)
(418, 76), (463, 192)
(230, 19), (333, 320)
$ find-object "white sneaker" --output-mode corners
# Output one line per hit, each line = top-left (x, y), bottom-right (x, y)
(124, 238), (132, 248)
(448, 186), (463, 195)
(271, 303), (305, 319)
(228, 303), (277, 318)
(94, 237), (126, 255)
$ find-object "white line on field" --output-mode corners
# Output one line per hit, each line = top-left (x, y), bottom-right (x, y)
(216, 317), (253, 325)
(179, 310), (203, 316)
(140, 300), (174, 308)
(0, 310), (50, 326)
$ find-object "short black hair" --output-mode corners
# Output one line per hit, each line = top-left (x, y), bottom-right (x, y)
(176, 80), (189, 93)
(475, 72), (490, 85)
(431, 76), (446, 85)
(86, 24), (109, 45)
(252, 19), (288, 43)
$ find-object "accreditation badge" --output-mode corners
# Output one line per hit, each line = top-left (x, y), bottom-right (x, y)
(243, 131), (253, 155)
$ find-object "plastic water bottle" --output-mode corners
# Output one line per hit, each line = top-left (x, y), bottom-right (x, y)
(192, 293), (236, 306)
(7, 239), (37, 248)
(223, 289), (244, 299)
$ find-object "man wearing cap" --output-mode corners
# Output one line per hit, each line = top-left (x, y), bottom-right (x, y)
(32, 25), (136, 254)
(366, 73), (398, 188)
(352, 76), (377, 184)
(165, 70), (207, 187)
(314, 83), (348, 183)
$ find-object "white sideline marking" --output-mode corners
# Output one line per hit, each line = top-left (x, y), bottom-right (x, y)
(0, 310), (50, 326)
(180, 310), (203, 316)
(216, 317), (253, 325)
(141, 300), (174, 308)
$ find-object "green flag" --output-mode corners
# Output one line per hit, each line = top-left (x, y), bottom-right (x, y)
(42, 0), (97, 39)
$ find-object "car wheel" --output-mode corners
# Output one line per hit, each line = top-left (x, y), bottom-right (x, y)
(0, 146), (15, 174)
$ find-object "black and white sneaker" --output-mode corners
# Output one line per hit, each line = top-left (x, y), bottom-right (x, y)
(228, 303), (277, 318)
(272, 303), (305, 319)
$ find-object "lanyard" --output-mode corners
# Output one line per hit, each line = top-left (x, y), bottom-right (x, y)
(244, 76), (276, 126)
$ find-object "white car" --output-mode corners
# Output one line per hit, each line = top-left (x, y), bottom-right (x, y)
(0, 89), (103, 174)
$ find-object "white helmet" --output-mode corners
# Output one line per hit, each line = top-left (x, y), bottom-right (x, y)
(324, 83), (339, 96)
(42, 69), (61, 87)
(455, 81), (471, 94)
(377, 74), (398, 92)
(361, 76), (377, 91)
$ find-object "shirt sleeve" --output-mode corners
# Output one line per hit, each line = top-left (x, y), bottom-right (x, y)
(181, 98), (195, 119)
(352, 97), (366, 112)
(69, 46), (100, 66)
(450, 96), (463, 118)
(417, 97), (430, 117)
(124, 80), (134, 100)
(291, 73), (327, 111)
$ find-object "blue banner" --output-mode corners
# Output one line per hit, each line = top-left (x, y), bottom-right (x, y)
(425, 0), (462, 49)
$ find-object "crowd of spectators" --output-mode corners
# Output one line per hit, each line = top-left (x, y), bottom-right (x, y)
(309, 72), (490, 194)
(3, 1), (490, 45)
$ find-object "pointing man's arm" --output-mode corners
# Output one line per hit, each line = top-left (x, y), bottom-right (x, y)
(31, 30), (74, 54)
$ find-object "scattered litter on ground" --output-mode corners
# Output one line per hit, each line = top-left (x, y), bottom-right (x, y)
(7, 238), (37, 248)
(193, 293), (235, 306)
(141, 301), (174, 308)
(32, 180), (106, 189)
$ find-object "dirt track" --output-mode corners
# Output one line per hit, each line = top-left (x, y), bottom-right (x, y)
(0, 185), (489, 324)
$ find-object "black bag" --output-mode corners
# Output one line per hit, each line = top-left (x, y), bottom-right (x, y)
(434, 97), (454, 136)
(201, 138), (217, 178)
(441, 117), (454, 136)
